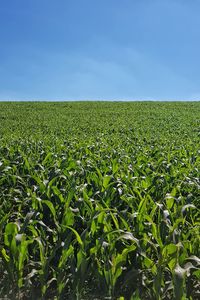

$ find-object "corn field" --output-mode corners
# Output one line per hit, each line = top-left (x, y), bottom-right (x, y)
(0, 102), (199, 299)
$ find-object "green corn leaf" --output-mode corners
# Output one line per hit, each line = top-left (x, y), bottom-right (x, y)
(65, 226), (83, 246)
(173, 263), (186, 300)
(42, 200), (56, 220)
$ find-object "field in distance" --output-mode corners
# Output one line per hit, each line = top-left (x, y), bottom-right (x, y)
(0, 101), (199, 299)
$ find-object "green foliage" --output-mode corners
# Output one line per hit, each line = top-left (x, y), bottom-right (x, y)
(0, 101), (199, 299)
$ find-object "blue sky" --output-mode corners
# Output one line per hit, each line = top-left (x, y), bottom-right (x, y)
(0, 0), (200, 101)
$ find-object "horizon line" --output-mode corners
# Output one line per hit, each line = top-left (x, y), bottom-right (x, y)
(0, 99), (200, 102)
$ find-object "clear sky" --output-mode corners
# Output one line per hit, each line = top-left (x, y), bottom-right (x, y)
(0, 0), (200, 101)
